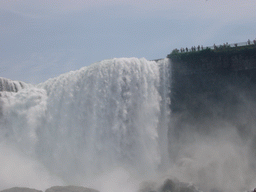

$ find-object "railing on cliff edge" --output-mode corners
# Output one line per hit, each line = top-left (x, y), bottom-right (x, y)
(167, 39), (256, 58)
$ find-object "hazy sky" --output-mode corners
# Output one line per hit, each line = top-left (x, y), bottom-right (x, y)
(1, 0), (256, 83)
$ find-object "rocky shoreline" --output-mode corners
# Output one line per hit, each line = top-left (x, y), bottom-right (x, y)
(0, 186), (99, 192)
(0, 179), (201, 192)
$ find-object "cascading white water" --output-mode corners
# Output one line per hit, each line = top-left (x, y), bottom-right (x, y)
(0, 77), (30, 92)
(0, 58), (171, 190)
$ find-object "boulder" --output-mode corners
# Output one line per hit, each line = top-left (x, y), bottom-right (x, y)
(0, 187), (42, 192)
(45, 186), (99, 192)
(159, 179), (198, 192)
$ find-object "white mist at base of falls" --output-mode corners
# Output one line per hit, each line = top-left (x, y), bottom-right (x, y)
(0, 58), (171, 191)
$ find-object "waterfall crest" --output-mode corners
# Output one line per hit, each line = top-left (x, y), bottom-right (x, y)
(0, 77), (30, 92)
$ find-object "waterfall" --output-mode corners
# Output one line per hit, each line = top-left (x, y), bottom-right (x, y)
(0, 58), (171, 189)
(0, 77), (30, 92)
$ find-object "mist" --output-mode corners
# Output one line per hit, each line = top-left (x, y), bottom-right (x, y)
(0, 143), (63, 191)
(167, 82), (256, 192)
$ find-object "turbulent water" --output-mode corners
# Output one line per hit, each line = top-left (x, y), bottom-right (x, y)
(0, 58), (171, 191)
(0, 77), (31, 92)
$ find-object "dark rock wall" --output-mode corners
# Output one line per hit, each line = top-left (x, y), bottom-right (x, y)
(169, 52), (256, 159)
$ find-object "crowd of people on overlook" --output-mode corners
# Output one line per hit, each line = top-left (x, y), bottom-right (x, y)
(177, 38), (256, 53)
(248, 38), (256, 45)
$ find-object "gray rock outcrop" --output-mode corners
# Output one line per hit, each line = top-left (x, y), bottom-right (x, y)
(45, 186), (99, 192)
(1, 186), (99, 192)
(139, 179), (200, 192)
(0, 187), (42, 192)
(159, 179), (198, 192)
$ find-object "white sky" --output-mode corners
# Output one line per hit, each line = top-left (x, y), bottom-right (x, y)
(1, 0), (256, 83)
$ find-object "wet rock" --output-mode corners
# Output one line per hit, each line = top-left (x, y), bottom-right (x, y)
(160, 179), (176, 192)
(159, 179), (199, 192)
(0, 187), (42, 192)
(45, 186), (99, 192)
(139, 178), (200, 192)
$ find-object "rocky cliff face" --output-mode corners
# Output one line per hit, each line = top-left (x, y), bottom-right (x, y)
(170, 50), (256, 134)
